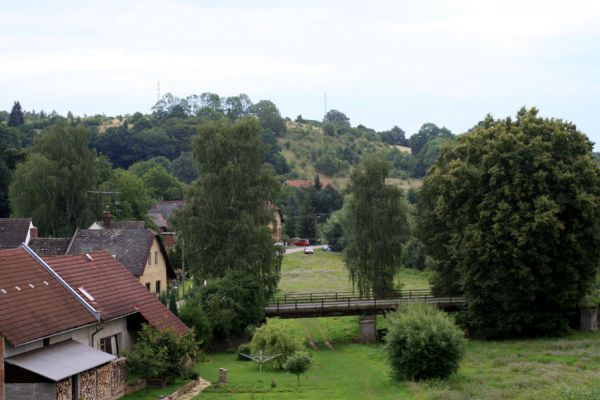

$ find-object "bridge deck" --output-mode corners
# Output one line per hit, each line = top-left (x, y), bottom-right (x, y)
(266, 290), (465, 318)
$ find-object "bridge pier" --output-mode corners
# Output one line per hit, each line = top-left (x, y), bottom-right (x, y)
(359, 315), (377, 343)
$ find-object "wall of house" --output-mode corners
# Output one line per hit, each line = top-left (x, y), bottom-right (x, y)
(1, 335), (4, 400)
(138, 238), (168, 295)
(5, 383), (55, 400)
(4, 318), (134, 359)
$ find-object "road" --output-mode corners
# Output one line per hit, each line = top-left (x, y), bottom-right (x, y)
(284, 245), (328, 255)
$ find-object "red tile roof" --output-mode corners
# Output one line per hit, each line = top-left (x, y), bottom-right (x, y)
(44, 252), (188, 335)
(0, 248), (97, 346)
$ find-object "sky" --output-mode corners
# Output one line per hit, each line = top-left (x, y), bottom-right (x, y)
(2, 0), (600, 143)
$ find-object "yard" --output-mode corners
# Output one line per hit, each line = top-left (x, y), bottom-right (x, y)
(196, 317), (600, 399)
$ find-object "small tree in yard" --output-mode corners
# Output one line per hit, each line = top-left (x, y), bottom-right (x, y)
(284, 351), (312, 385)
(385, 303), (465, 381)
(126, 324), (199, 382)
(250, 321), (301, 369)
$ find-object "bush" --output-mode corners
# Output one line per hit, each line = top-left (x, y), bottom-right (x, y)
(284, 351), (312, 385)
(237, 343), (252, 361)
(250, 320), (301, 369)
(178, 296), (212, 347)
(126, 324), (200, 380)
(385, 303), (465, 381)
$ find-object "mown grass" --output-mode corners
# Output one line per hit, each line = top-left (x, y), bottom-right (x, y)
(195, 319), (600, 400)
(279, 250), (431, 293)
(120, 378), (189, 400)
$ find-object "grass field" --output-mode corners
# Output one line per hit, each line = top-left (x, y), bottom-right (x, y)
(279, 250), (431, 293)
(196, 317), (600, 400)
(194, 251), (600, 399)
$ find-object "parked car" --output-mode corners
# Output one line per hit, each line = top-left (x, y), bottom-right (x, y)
(293, 239), (310, 246)
(304, 246), (314, 254)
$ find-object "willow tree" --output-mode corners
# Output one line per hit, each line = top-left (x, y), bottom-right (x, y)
(417, 108), (600, 338)
(343, 156), (410, 297)
(175, 118), (281, 299)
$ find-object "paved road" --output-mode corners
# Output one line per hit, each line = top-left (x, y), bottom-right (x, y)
(284, 245), (328, 255)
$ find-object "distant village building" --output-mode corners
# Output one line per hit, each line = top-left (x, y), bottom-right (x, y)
(0, 218), (37, 249)
(67, 211), (175, 295)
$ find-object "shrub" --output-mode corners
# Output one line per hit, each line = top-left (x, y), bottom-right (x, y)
(126, 324), (200, 380)
(178, 296), (212, 347)
(250, 320), (301, 369)
(237, 343), (252, 361)
(284, 351), (312, 385)
(385, 303), (465, 381)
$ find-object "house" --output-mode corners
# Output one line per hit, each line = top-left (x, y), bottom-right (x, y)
(66, 227), (175, 296)
(267, 204), (284, 242)
(0, 246), (187, 400)
(88, 211), (145, 230)
(147, 201), (185, 233)
(27, 238), (71, 257)
(0, 218), (37, 249)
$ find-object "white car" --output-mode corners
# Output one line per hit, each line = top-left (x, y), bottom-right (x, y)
(303, 246), (314, 254)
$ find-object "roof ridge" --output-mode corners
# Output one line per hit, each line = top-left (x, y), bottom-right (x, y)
(21, 244), (101, 321)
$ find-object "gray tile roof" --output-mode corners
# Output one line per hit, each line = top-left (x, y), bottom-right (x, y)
(67, 229), (155, 277)
(28, 238), (71, 256)
(0, 218), (31, 249)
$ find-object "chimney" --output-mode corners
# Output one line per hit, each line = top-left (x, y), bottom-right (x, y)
(29, 226), (38, 239)
(102, 210), (112, 229)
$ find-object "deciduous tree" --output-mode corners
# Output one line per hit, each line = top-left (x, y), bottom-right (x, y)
(417, 108), (600, 338)
(343, 156), (410, 297)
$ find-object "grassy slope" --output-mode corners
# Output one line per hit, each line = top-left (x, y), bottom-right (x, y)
(279, 250), (431, 293)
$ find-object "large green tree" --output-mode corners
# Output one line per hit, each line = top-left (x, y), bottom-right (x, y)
(417, 108), (600, 338)
(175, 118), (281, 299)
(343, 156), (410, 297)
(9, 123), (99, 235)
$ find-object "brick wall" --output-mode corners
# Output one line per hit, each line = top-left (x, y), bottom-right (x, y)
(1, 335), (4, 400)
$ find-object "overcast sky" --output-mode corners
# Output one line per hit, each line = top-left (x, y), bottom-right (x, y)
(2, 0), (600, 143)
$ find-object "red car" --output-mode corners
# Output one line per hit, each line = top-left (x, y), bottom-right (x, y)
(293, 239), (310, 246)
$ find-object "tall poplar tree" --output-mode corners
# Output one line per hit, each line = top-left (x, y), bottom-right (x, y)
(343, 156), (410, 297)
(176, 118), (281, 299)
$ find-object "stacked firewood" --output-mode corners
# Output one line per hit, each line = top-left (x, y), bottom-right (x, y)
(80, 370), (96, 400)
(96, 364), (112, 399)
(56, 378), (72, 400)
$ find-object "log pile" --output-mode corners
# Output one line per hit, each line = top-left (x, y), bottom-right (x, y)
(80, 370), (97, 400)
(96, 364), (112, 400)
(56, 378), (72, 400)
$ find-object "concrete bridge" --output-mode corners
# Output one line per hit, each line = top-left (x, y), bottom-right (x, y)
(265, 289), (465, 341)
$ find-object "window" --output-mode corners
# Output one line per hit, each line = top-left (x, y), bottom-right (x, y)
(99, 334), (121, 356)
(155, 280), (161, 294)
(43, 338), (50, 347)
(99, 337), (113, 354)
(147, 255), (151, 266)
(145, 283), (151, 291)
(154, 251), (159, 264)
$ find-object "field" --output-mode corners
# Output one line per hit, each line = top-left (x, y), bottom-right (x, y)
(196, 319), (600, 400)
(279, 250), (431, 293)
(193, 250), (600, 399)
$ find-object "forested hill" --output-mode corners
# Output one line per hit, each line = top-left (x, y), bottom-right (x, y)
(0, 93), (455, 228)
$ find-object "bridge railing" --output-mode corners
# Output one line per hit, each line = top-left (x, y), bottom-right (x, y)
(270, 288), (433, 306)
